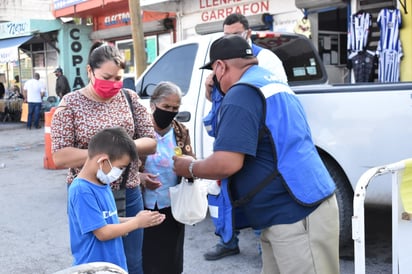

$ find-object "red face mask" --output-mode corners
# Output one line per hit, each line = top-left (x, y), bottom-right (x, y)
(93, 77), (123, 99)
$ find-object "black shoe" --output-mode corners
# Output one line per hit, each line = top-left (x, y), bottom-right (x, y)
(35, 125), (41, 129)
(203, 244), (240, 261)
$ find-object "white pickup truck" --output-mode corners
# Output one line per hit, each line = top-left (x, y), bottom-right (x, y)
(134, 32), (412, 245)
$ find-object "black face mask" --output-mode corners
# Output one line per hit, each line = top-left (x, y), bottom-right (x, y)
(213, 75), (225, 97)
(153, 106), (178, 129)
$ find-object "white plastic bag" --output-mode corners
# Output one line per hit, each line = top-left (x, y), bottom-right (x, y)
(169, 178), (209, 225)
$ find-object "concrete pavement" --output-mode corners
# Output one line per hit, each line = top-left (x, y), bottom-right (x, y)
(0, 122), (387, 273)
(0, 123), (262, 274)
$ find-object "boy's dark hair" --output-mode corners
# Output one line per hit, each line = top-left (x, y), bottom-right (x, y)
(88, 127), (137, 162)
(223, 13), (250, 30)
(88, 41), (125, 70)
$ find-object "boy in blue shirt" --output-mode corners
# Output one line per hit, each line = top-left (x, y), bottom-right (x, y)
(67, 127), (165, 272)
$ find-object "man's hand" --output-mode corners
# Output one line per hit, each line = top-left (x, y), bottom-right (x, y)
(205, 73), (214, 102)
(173, 155), (195, 178)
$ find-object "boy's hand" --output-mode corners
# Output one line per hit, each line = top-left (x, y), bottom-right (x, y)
(135, 210), (165, 228)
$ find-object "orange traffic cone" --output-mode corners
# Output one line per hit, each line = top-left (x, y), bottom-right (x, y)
(43, 107), (63, 169)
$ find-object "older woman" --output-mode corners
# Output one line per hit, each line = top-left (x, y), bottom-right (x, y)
(51, 42), (156, 274)
(141, 81), (194, 274)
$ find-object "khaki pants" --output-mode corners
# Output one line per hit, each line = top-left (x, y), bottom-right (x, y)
(260, 194), (340, 274)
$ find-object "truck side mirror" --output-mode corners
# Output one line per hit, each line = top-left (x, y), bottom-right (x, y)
(139, 83), (157, 98)
(175, 111), (190, 122)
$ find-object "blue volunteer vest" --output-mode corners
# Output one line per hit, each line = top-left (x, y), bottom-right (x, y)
(208, 65), (335, 242)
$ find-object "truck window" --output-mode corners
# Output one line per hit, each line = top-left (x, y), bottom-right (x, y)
(136, 43), (198, 97)
(252, 34), (327, 86)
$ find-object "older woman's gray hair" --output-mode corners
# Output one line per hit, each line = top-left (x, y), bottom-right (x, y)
(150, 81), (182, 105)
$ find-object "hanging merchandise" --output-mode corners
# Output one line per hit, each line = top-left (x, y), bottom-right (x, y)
(347, 11), (372, 53)
(347, 50), (378, 83)
(377, 8), (403, 82)
(347, 10), (375, 83)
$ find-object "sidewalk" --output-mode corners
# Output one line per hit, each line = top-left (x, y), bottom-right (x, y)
(0, 121), (26, 131)
(0, 126), (371, 273)
(0, 126), (262, 274)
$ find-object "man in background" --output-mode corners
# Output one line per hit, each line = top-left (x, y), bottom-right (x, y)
(23, 72), (45, 129)
(54, 67), (70, 99)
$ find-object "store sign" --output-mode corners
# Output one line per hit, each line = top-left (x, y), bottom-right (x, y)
(199, 0), (269, 22)
(53, 0), (87, 10)
(69, 28), (86, 89)
(104, 12), (131, 26)
(0, 21), (30, 39)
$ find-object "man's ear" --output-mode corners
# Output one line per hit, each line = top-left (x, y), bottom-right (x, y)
(246, 29), (252, 40)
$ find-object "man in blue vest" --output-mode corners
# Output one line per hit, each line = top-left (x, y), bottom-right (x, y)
(173, 35), (340, 274)
(202, 13), (287, 260)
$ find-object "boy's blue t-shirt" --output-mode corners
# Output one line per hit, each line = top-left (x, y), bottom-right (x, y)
(68, 178), (127, 271)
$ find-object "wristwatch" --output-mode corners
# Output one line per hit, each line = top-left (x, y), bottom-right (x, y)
(188, 160), (198, 180)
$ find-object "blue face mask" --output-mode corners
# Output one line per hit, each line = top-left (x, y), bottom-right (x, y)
(96, 159), (124, 184)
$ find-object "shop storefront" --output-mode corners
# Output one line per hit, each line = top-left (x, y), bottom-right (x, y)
(52, 0), (177, 78)
(0, 19), (62, 95)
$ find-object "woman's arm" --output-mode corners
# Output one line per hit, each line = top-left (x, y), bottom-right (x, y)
(134, 137), (156, 156)
(52, 147), (88, 168)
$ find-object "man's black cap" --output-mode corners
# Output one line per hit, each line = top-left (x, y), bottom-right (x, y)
(54, 67), (63, 73)
(200, 35), (254, 70)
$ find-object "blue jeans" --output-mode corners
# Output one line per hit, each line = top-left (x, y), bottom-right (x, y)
(123, 186), (144, 274)
(27, 102), (41, 128)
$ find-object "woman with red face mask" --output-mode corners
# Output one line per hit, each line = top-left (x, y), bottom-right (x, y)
(51, 42), (157, 274)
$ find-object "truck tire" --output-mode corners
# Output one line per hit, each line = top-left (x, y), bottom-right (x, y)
(321, 156), (354, 247)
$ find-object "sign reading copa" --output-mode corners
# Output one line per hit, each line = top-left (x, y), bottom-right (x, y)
(69, 28), (86, 90)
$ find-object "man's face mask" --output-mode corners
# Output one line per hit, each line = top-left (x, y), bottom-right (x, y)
(96, 159), (124, 184)
(93, 77), (123, 99)
(212, 74), (225, 97)
(153, 106), (178, 129)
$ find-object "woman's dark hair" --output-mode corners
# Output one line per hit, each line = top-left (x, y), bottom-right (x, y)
(88, 41), (125, 70)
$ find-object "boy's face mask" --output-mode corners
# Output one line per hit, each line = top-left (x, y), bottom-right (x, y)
(96, 159), (124, 184)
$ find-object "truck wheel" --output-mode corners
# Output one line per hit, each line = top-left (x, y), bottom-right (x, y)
(322, 157), (354, 247)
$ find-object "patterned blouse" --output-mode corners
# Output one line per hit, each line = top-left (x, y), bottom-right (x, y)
(51, 88), (155, 189)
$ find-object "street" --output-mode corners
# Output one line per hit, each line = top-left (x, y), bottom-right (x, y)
(0, 123), (391, 274)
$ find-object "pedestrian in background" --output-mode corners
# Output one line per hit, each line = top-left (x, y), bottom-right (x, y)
(54, 67), (71, 99)
(67, 127), (165, 272)
(173, 35), (340, 274)
(23, 72), (45, 129)
(51, 42), (157, 274)
(140, 81), (194, 274)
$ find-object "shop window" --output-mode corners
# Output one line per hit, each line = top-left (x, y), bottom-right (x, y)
(117, 36), (158, 75)
(33, 53), (45, 67)
(318, 7), (347, 66)
(31, 43), (44, 51)
(318, 32), (346, 66)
